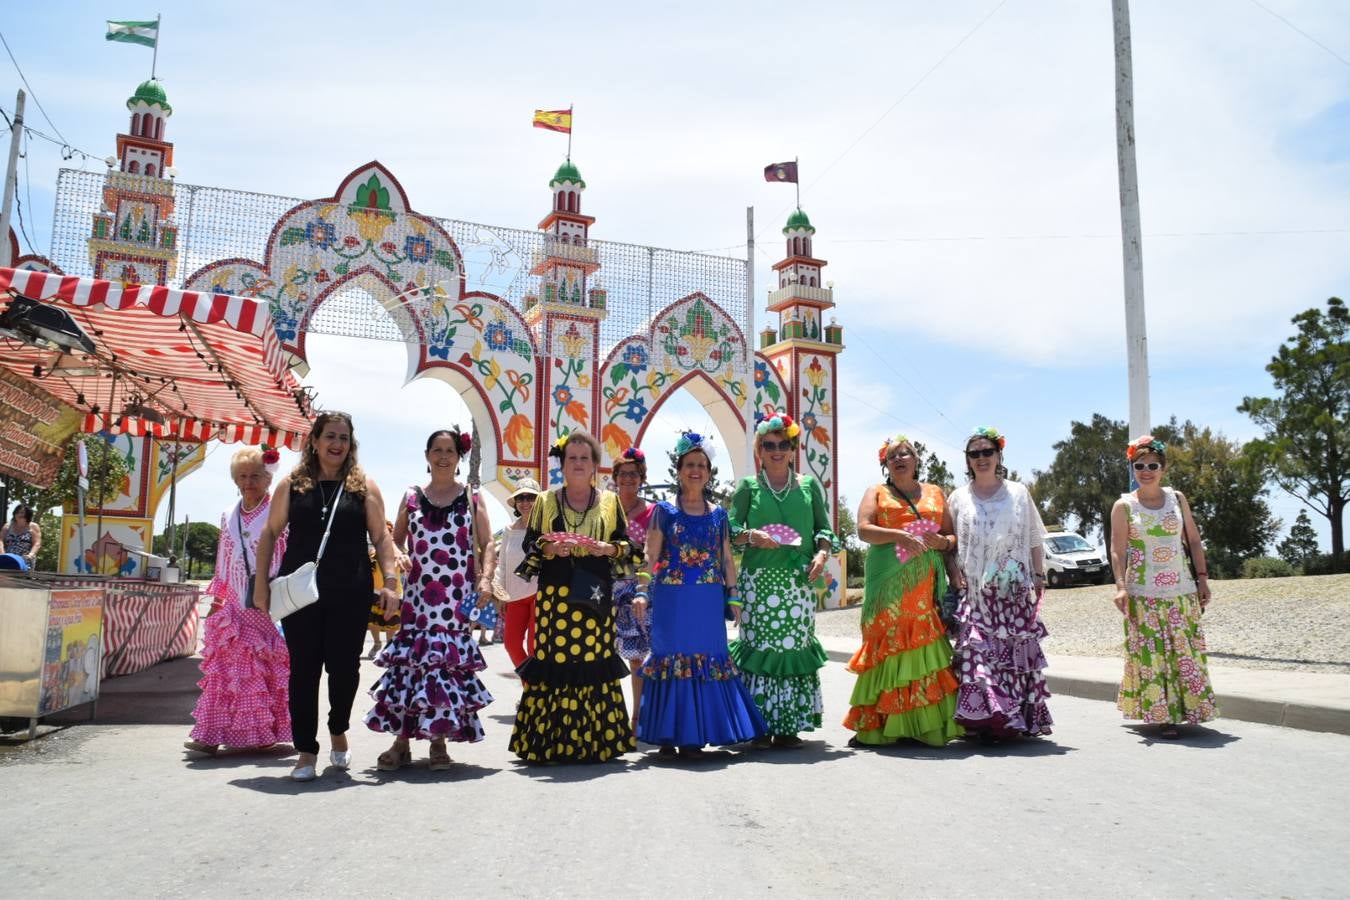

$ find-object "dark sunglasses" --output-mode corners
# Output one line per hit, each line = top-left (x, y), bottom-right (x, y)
(1132, 461), (1162, 471)
(966, 447), (998, 459)
(761, 439), (793, 452)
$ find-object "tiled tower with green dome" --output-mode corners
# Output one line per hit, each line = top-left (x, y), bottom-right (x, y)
(87, 78), (179, 285)
(524, 159), (608, 470)
(760, 206), (845, 528)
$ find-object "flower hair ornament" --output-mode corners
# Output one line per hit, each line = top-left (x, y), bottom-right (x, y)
(548, 432), (570, 460)
(1125, 434), (1166, 461)
(674, 430), (715, 462)
(620, 447), (646, 464)
(260, 443), (281, 475)
(970, 425), (1006, 450)
(877, 434), (911, 465)
(756, 413), (801, 439)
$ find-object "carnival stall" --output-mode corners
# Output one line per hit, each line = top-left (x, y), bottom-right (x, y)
(0, 266), (312, 707)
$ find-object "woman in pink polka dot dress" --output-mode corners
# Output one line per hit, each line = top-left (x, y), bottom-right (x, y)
(185, 447), (291, 755)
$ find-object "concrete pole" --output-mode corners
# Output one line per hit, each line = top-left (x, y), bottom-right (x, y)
(0, 90), (25, 268)
(744, 207), (756, 477)
(1113, 0), (1151, 441)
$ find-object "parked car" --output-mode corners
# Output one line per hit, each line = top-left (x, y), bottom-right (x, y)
(1042, 531), (1110, 587)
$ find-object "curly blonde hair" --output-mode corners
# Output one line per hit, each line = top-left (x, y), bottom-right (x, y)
(290, 411), (367, 494)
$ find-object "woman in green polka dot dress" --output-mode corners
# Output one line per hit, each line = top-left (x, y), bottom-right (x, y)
(509, 432), (642, 764)
(728, 414), (839, 746)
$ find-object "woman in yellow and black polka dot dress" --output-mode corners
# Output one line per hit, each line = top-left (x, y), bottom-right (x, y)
(509, 432), (642, 764)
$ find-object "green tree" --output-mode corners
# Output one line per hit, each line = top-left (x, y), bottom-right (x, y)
(1239, 297), (1349, 562)
(4, 437), (133, 571)
(836, 494), (864, 582)
(1165, 424), (1280, 578)
(1032, 414), (1181, 547)
(1277, 509), (1321, 570)
(154, 521), (220, 579)
(913, 440), (956, 494)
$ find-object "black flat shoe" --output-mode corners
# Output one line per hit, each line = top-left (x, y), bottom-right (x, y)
(771, 735), (804, 749)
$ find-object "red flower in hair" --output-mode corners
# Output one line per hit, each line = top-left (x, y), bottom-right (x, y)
(458, 432), (473, 454)
(261, 444), (281, 466)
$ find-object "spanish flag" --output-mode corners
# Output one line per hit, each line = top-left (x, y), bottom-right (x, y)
(533, 109), (573, 134)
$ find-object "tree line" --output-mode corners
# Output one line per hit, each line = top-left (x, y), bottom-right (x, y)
(838, 298), (1347, 582)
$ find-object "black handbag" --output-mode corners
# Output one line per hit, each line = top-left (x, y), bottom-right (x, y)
(568, 565), (612, 614)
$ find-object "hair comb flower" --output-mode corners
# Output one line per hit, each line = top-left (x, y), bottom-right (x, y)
(877, 435), (910, 464)
(674, 430), (715, 461)
(549, 432), (570, 460)
(1125, 434), (1166, 461)
(971, 425), (1006, 450)
(755, 412), (800, 439)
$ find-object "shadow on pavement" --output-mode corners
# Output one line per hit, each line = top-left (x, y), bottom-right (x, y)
(228, 760), (498, 793)
(1125, 724), (1240, 749)
(865, 736), (1077, 760)
(507, 757), (637, 783)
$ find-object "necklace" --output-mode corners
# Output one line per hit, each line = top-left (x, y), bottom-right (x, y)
(423, 481), (462, 508)
(561, 487), (596, 531)
(623, 497), (646, 521)
(760, 470), (795, 503)
(240, 496), (265, 514)
(318, 480), (338, 518)
(886, 479), (922, 502)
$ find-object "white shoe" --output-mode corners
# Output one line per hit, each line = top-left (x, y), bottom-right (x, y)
(330, 750), (352, 770)
(290, 764), (317, 782)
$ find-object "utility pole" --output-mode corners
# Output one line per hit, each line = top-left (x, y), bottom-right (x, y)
(744, 206), (756, 477)
(1113, 0), (1151, 441)
(0, 90), (25, 268)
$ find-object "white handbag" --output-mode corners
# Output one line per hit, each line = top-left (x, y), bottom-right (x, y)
(269, 483), (343, 620)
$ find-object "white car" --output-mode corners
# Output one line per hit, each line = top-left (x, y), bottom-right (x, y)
(1043, 531), (1110, 587)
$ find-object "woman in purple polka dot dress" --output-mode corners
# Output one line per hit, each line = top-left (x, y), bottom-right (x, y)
(365, 428), (496, 771)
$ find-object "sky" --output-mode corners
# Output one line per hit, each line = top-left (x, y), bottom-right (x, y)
(3, 0), (1348, 548)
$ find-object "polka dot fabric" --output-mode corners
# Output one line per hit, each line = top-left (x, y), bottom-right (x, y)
(365, 487), (493, 742)
(509, 585), (636, 763)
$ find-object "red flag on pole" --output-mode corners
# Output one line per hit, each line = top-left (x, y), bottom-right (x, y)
(763, 161), (798, 183)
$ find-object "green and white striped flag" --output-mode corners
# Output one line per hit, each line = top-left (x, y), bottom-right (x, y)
(106, 19), (158, 47)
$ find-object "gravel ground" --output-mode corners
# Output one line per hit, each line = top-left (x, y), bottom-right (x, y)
(817, 574), (1350, 674)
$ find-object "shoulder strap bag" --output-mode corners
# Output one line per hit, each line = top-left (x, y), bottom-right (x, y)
(269, 483), (344, 621)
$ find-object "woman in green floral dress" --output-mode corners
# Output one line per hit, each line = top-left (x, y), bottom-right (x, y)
(728, 414), (837, 747)
(1109, 435), (1219, 738)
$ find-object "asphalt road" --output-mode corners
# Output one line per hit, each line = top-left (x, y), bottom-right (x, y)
(2, 641), (1347, 899)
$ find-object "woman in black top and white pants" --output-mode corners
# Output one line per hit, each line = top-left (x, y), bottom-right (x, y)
(255, 412), (399, 782)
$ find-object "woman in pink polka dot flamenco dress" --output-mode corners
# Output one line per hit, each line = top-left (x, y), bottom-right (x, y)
(184, 447), (291, 755)
(364, 428), (495, 772)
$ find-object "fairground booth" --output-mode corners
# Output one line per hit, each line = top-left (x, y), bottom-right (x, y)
(0, 266), (312, 735)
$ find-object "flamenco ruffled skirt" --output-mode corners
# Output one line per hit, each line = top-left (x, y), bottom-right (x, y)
(844, 545), (963, 747)
(364, 626), (493, 742)
(637, 583), (765, 747)
(509, 580), (635, 763)
(728, 567), (826, 735)
(189, 602), (292, 748)
(952, 585), (1053, 737)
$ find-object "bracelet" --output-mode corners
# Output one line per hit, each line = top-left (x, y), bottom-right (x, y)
(1032, 572), (1045, 579)
(635, 571), (652, 583)
(381, 571), (396, 581)
(1196, 572), (1208, 578)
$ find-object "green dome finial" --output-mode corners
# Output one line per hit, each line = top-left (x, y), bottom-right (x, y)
(550, 160), (585, 189)
(126, 79), (172, 114)
(783, 207), (814, 235)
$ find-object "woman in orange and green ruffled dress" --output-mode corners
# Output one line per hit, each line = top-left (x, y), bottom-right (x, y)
(843, 435), (963, 747)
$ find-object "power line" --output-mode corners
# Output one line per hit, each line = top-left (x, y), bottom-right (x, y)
(0, 29), (71, 146)
(848, 327), (966, 442)
(1247, 0), (1350, 68)
(0, 104), (102, 164)
(759, 0), (1010, 242)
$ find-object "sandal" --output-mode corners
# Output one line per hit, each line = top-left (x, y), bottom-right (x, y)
(183, 740), (219, 755)
(771, 734), (804, 749)
(377, 742), (411, 772)
(428, 741), (453, 771)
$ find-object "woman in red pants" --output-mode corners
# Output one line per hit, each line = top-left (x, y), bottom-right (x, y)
(496, 479), (542, 672)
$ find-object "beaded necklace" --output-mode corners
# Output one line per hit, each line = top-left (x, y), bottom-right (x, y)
(561, 487), (596, 531)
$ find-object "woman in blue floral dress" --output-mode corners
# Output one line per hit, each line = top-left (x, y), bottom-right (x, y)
(633, 433), (765, 759)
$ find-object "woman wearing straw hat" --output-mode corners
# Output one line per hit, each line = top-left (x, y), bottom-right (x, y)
(496, 478), (543, 673)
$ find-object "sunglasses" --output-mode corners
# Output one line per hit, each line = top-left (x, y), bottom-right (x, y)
(887, 450), (915, 462)
(966, 447), (999, 459)
(614, 471), (642, 480)
(1132, 462), (1162, 471)
(761, 439), (793, 452)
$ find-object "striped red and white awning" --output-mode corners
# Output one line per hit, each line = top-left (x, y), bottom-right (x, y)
(0, 267), (312, 449)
